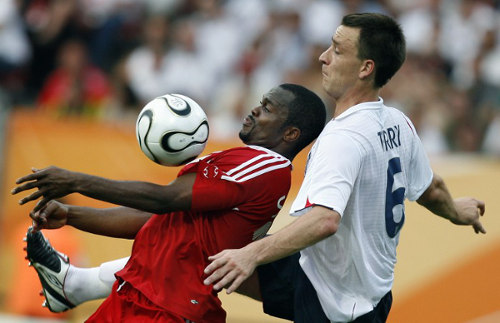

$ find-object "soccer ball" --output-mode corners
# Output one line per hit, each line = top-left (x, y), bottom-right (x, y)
(136, 94), (209, 166)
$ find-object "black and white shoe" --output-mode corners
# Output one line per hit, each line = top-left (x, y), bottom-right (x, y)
(25, 227), (75, 312)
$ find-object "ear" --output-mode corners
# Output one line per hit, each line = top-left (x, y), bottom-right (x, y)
(359, 59), (375, 80)
(283, 126), (301, 143)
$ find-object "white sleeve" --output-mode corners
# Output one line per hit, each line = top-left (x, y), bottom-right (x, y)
(290, 132), (363, 217)
(405, 126), (433, 201)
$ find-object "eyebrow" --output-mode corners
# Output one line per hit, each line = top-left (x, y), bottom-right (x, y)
(262, 96), (283, 108)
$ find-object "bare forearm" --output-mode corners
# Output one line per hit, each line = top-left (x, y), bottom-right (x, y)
(72, 172), (175, 214)
(417, 174), (486, 234)
(203, 206), (340, 293)
(67, 205), (151, 239)
(14, 166), (193, 214)
(417, 174), (458, 222)
(250, 206), (339, 265)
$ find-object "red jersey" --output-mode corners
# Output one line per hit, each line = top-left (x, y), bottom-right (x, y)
(116, 145), (292, 322)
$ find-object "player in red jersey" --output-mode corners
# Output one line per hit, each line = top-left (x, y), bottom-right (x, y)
(13, 83), (326, 322)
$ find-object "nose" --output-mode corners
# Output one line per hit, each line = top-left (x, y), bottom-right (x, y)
(319, 47), (329, 64)
(251, 106), (260, 116)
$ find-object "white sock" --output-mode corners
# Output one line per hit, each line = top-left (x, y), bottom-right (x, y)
(99, 257), (130, 285)
(64, 257), (129, 305)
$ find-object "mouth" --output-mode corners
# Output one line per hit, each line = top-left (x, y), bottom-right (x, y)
(242, 115), (254, 127)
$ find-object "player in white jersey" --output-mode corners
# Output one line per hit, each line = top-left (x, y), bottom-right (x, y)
(204, 13), (486, 322)
(288, 100), (432, 321)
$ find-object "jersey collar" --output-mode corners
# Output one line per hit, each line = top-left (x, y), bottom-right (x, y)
(333, 97), (384, 121)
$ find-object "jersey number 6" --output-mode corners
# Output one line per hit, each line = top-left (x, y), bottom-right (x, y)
(385, 157), (405, 238)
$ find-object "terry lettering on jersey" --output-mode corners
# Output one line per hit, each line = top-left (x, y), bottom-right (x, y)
(377, 125), (401, 151)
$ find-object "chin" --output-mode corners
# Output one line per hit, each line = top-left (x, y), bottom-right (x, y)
(322, 78), (331, 90)
(239, 131), (247, 143)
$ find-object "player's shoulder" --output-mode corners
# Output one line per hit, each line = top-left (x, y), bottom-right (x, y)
(213, 146), (292, 183)
(382, 105), (419, 136)
(218, 145), (289, 161)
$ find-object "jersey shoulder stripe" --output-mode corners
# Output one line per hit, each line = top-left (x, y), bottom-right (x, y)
(221, 148), (291, 183)
(229, 159), (291, 182)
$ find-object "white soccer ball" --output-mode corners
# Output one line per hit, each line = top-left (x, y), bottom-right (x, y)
(136, 94), (209, 166)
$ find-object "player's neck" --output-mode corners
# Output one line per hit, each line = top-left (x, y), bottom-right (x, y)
(333, 87), (379, 118)
(277, 150), (295, 161)
(267, 146), (295, 162)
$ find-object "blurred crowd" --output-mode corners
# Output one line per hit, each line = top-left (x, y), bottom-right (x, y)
(0, 0), (499, 155)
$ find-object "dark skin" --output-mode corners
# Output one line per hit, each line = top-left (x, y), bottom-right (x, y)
(30, 202), (153, 239)
(11, 86), (302, 239)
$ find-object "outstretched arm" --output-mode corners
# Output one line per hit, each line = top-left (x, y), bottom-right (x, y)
(31, 200), (152, 239)
(12, 166), (195, 214)
(417, 174), (486, 234)
(203, 205), (340, 294)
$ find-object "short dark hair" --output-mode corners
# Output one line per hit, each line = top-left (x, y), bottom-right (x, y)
(279, 83), (326, 154)
(342, 13), (406, 88)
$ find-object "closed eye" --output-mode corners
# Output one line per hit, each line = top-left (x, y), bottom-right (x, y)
(332, 39), (340, 54)
(260, 100), (270, 112)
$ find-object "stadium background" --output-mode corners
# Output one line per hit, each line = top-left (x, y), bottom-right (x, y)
(0, 0), (499, 322)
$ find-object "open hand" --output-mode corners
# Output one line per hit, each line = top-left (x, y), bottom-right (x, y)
(11, 166), (76, 213)
(203, 247), (258, 294)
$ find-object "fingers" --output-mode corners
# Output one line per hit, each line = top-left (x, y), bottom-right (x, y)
(12, 168), (46, 205)
(472, 199), (486, 234)
(29, 201), (58, 231)
(213, 269), (239, 292)
(11, 181), (39, 195)
(33, 197), (51, 213)
(31, 222), (41, 232)
(203, 255), (236, 290)
(37, 200), (56, 218)
(29, 211), (47, 231)
(225, 275), (247, 295)
(17, 189), (45, 205)
(14, 168), (43, 185)
(203, 261), (247, 294)
(477, 199), (485, 216)
(473, 220), (486, 234)
(204, 251), (227, 274)
(203, 258), (227, 285)
(203, 251), (253, 295)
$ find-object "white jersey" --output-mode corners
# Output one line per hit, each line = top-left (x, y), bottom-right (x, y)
(290, 98), (433, 322)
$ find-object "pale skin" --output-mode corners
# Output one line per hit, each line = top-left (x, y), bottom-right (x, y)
(322, 25), (378, 117)
(202, 25), (486, 294)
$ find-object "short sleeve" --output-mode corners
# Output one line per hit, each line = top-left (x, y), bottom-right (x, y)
(190, 158), (250, 211)
(406, 132), (433, 201)
(189, 149), (292, 212)
(291, 132), (363, 217)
